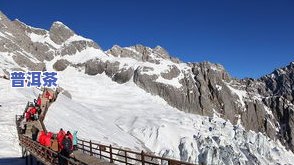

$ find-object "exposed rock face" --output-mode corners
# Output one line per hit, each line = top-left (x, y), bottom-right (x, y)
(107, 45), (142, 60)
(255, 65), (294, 151)
(0, 12), (101, 72)
(1, 15), (53, 71)
(53, 59), (70, 71)
(62, 90), (72, 99)
(49, 21), (74, 45)
(112, 67), (134, 84)
(85, 59), (105, 75)
(107, 46), (294, 153)
(106, 44), (181, 64)
(13, 19), (47, 36)
(161, 65), (180, 80)
(260, 62), (294, 101)
(59, 40), (100, 56)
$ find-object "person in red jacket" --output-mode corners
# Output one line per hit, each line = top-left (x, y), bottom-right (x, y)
(44, 132), (53, 147)
(27, 107), (31, 114)
(44, 90), (52, 102)
(38, 131), (46, 145)
(28, 107), (37, 121)
(36, 97), (42, 107)
(31, 107), (37, 114)
(57, 128), (66, 151)
(25, 111), (31, 122)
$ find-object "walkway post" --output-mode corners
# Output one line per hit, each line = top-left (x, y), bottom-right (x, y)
(141, 151), (145, 165)
(125, 150), (127, 164)
(82, 140), (85, 153)
(90, 140), (93, 156)
(99, 145), (102, 159)
(110, 145), (113, 163)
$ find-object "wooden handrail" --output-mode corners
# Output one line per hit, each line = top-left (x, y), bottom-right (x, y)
(77, 138), (195, 165)
(19, 135), (85, 165)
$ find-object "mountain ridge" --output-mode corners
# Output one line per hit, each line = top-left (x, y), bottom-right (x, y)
(1, 11), (294, 164)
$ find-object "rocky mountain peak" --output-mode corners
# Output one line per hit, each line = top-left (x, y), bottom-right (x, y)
(12, 19), (47, 35)
(0, 11), (8, 21)
(106, 44), (181, 64)
(152, 45), (171, 60)
(269, 62), (294, 76)
(259, 62), (294, 97)
(108, 45), (123, 53)
(51, 21), (71, 30)
(0, 11), (11, 29)
(49, 21), (75, 45)
(287, 61), (294, 70)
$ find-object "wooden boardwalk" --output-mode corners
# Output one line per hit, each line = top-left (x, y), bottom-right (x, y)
(74, 150), (114, 165)
(24, 120), (43, 138)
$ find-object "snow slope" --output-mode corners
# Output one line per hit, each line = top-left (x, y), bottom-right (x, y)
(0, 78), (42, 164)
(43, 67), (294, 164)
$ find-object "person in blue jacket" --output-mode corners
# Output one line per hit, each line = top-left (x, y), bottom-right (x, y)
(73, 131), (78, 150)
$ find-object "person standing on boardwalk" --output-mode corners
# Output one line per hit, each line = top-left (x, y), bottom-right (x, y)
(36, 96), (42, 107)
(28, 106), (37, 121)
(25, 110), (31, 122)
(31, 125), (39, 141)
(73, 131), (78, 150)
(50, 135), (59, 152)
(66, 131), (73, 150)
(19, 118), (26, 134)
(45, 132), (53, 147)
(38, 131), (46, 145)
(57, 128), (66, 151)
(44, 90), (53, 102)
(59, 134), (73, 165)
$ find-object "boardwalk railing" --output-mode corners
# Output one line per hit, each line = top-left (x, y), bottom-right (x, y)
(19, 135), (85, 165)
(77, 139), (195, 165)
(15, 88), (80, 165)
(16, 117), (87, 165)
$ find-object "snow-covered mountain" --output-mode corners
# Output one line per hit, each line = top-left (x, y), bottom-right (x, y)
(1, 10), (294, 164)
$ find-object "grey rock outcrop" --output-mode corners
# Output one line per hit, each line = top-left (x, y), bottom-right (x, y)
(105, 61), (120, 77)
(49, 21), (74, 45)
(59, 40), (100, 56)
(53, 59), (70, 71)
(85, 59), (106, 75)
(62, 90), (72, 99)
(260, 62), (294, 101)
(107, 45), (142, 60)
(160, 65), (180, 80)
(112, 67), (134, 84)
(107, 44), (180, 64)
(13, 19), (47, 36)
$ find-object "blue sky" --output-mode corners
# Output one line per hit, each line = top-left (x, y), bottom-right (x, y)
(1, 0), (294, 78)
